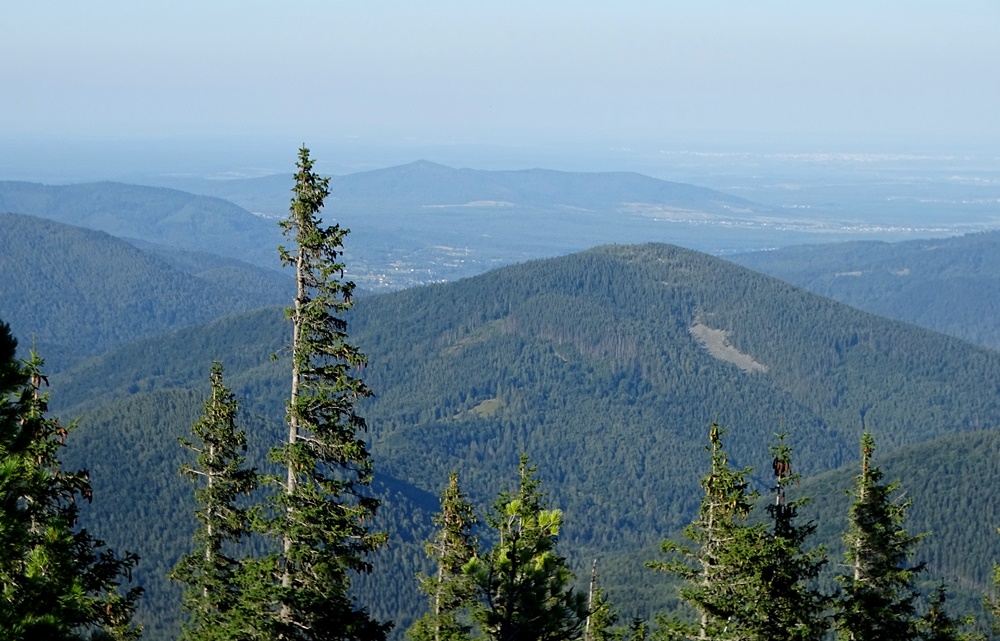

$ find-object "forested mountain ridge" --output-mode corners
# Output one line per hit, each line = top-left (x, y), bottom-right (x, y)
(1, 171), (786, 292)
(0, 180), (284, 269)
(731, 230), (1000, 350)
(0, 212), (291, 370)
(39, 242), (1000, 638)
(148, 160), (768, 216)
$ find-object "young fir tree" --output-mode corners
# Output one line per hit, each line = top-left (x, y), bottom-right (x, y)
(584, 561), (622, 641)
(171, 362), (257, 641)
(648, 422), (762, 641)
(256, 146), (389, 641)
(464, 455), (588, 641)
(408, 471), (479, 641)
(916, 584), (985, 641)
(0, 322), (142, 640)
(834, 432), (925, 641)
(735, 432), (827, 641)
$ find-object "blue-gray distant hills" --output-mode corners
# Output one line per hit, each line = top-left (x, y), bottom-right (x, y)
(1, 165), (785, 290)
(151, 159), (763, 214)
(731, 231), (1000, 350)
(0, 181), (284, 269)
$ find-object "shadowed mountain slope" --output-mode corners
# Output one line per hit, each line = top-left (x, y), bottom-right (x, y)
(0, 181), (284, 269)
(731, 231), (1000, 350)
(0, 212), (291, 369)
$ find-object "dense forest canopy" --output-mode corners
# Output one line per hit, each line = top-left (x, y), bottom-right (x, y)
(5, 239), (993, 639)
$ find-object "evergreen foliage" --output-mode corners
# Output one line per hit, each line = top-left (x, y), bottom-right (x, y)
(741, 433), (827, 641)
(465, 455), (588, 641)
(649, 423), (762, 640)
(0, 212), (290, 371)
(34, 243), (1000, 638)
(0, 321), (142, 640)
(917, 584), (986, 641)
(731, 231), (1000, 351)
(408, 472), (478, 641)
(253, 146), (389, 640)
(171, 362), (257, 641)
(834, 432), (925, 641)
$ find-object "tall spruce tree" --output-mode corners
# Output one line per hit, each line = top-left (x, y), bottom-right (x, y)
(171, 362), (257, 641)
(834, 432), (925, 641)
(0, 321), (142, 640)
(738, 432), (827, 641)
(648, 422), (761, 641)
(256, 146), (388, 641)
(408, 471), (478, 641)
(464, 455), (588, 641)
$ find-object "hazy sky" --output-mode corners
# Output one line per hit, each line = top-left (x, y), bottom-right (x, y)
(3, 2), (1000, 161)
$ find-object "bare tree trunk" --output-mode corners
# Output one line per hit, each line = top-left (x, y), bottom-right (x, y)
(585, 558), (597, 641)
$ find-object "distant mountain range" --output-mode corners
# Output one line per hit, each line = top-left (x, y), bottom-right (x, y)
(34, 243), (1000, 639)
(730, 231), (1000, 350)
(0, 181), (284, 269)
(148, 159), (765, 215)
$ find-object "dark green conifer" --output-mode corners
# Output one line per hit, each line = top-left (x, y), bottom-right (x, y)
(583, 564), (620, 641)
(648, 422), (761, 640)
(408, 471), (478, 641)
(737, 432), (827, 641)
(255, 146), (389, 640)
(916, 584), (985, 641)
(171, 362), (256, 641)
(0, 322), (142, 640)
(834, 432), (925, 641)
(465, 455), (587, 641)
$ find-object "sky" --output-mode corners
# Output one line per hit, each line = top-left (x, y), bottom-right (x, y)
(2, 2), (1000, 176)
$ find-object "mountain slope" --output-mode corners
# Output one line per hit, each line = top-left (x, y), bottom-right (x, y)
(0, 181), (284, 269)
(0, 212), (291, 369)
(42, 243), (1000, 638)
(139, 162), (820, 289)
(730, 231), (1000, 349)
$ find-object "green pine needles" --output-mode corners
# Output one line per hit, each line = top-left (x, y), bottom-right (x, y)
(265, 146), (388, 640)
(408, 471), (478, 641)
(650, 425), (828, 641)
(0, 323), (142, 640)
(174, 146), (389, 641)
(834, 432), (926, 641)
(171, 362), (256, 641)
(649, 422), (764, 640)
(410, 458), (589, 641)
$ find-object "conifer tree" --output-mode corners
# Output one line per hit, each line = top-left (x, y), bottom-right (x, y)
(0, 322), (142, 640)
(737, 432), (827, 641)
(834, 432), (925, 641)
(171, 362), (256, 641)
(257, 146), (388, 640)
(916, 584), (985, 641)
(408, 471), (478, 641)
(583, 562), (620, 641)
(648, 422), (761, 641)
(465, 455), (588, 641)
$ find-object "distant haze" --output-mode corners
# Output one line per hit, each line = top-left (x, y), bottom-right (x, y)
(2, 1), (999, 180)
